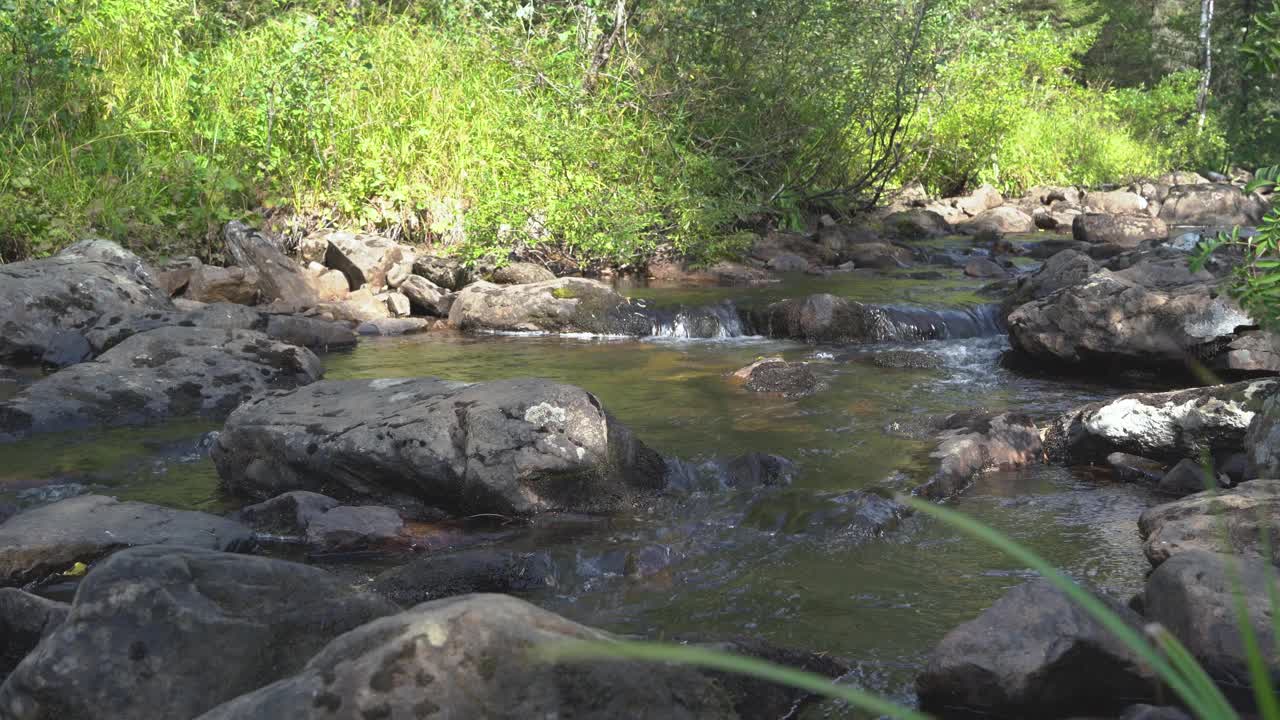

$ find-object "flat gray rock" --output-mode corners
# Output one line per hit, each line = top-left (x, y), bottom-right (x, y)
(0, 495), (254, 584)
(0, 546), (396, 720)
(0, 326), (323, 442)
(1138, 479), (1280, 567)
(213, 377), (667, 516)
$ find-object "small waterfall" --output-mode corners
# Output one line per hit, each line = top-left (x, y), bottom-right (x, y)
(874, 304), (1005, 341)
(647, 300), (746, 339)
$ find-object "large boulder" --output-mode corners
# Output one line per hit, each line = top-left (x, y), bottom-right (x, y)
(1158, 183), (1270, 226)
(917, 580), (1156, 718)
(236, 491), (406, 551)
(1144, 551), (1280, 696)
(0, 240), (172, 366)
(82, 304), (356, 355)
(492, 262), (556, 284)
(197, 593), (832, 720)
(368, 549), (559, 606)
(961, 206), (1036, 235)
(1045, 380), (1277, 465)
(449, 278), (653, 335)
(0, 590), (68, 682)
(1007, 258), (1258, 371)
(185, 264), (261, 305)
(732, 359), (818, 398)
(883, 209), (952, 238)
(844, 242), (913, 269)
(412, 255), (470, 290)
(0, 495), (254, 585)
(223, 222), (319, 306)
(1072, 213), (1168, 247)
(916, 411), (1043, 499)
(322, 232), (410, 292)
(399, 275), (454, 316)
(1138, 479), (1280, 567)
(951, 184), (1004, 216)
(212, 377), (667, 517)
(1083, 190), (1149, 215)
(0, 546), (397, 720)
(1246, 393), (1280, 478)
(0, 326), (323, 442)
(1001, 249), (1099, 316)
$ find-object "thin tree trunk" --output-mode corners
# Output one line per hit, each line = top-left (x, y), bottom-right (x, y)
(1196, 0), (1215, 134)
(583, 0), (633, 94)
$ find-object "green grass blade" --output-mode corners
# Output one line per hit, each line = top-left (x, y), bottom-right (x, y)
(1241, 509), (1280, 720)
(1148, 623), (1241, 718)
(902, 496), (1237, 719)
(537, 638), (932, 720)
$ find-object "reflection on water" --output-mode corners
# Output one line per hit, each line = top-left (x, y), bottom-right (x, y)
(0, 263), (1163, 714)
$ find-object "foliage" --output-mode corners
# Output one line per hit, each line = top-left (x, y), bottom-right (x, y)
(0, 0), (1258, 265)
(1193, 166), (1280, 326)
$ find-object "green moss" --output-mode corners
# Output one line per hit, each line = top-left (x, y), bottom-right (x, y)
(551, 287), (579, 300)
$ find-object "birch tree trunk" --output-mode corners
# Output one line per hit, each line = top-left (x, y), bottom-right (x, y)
(1196, 0), (1215, 134)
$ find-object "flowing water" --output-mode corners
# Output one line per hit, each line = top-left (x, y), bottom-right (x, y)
(0, 241), (1169, 715)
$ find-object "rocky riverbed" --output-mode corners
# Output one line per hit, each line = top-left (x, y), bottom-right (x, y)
(0, 175), (1276, 718)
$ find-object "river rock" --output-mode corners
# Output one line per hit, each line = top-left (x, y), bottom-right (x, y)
(1219, 330), (1280, 374)
(1083, 190), (1149, 215)
(322, 232), (408, 292)
(963, 206), (1035, 235)
(884, 208), (952, 238)
(845, 242), (912, 269)
(185, 264), (261, 305)
(379, 290), (411, 317)
(1007, 256), (1257, 371)
(1001, 249), (1099, 317)
(317, 287), (390, 322)
(1138, 479), (1280, 567)
(1106, 452), (1167, 484)
(735, 359), (818, 398)
(412, 254), (469, 290)
(963, 257), (1008, 278)
(0, 546), (396, 720)
(1027, 185), (1083, 205)
(199, 593), (829, 720)
(765, 252), (812, 272)
(223, 222), (319, 306)
(213, 377), (667, 517)
(492, 262), (556, 284)
(951, 184), (1004, 216)
(311, 267), (349, 301)
(355, 317), (432, 335)
(1157, 458), (1220, 496)
(0, 240), (172, 366)
(399, 275), (454, 316)
(1044, 380), (1277, 466)
(0, 326), (322, 442)
(154, 257), (201, 296)
(1143, 551), (1280, 696)
(664, 453), (797, 494)
(1072, 213), (1168, 246)
(916, 411), (1043, 499)
(449, 278), (652, 335)
(1246, 392), (1280, 478)
(83, 304), (356, 355)
(917, 580), (1156, 718)
(368, 549), (558, 606)
(1158, 183), (1269, 226)
(0, 590), (68, 682)
(865, 350), (944, 369)
(235, 490), (341, 534)
(0, 495), (254, 585)
(1121, 705), (1193, 720)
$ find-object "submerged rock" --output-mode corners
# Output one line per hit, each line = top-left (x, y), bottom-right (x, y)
(750, 294), (1000, 344)
(0, 589), (68, 683)
(1144, 551), (1280, 697)
(0, 240), (172, 366)
(863, 350), (944, 369)
(197, 593), (837, 720)
(1138, 479), (1280, 567)
(449, 278), (653, 335)
(917, 580), (1156, 718)
(1106, 452), (1167, 484)
(0, 495), (254, 585)
(1044, 380), (1277, 465)
(213, 377), (667, 517)
(1156, 458), (1220, 496)
(734, 359), (818, 398)
(368, 549), (559, 606)
(0, 326), (323, 442)
(0, 546), (396, 720)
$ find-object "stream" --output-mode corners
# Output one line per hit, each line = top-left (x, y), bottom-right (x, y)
(0, 237), (1168, 715)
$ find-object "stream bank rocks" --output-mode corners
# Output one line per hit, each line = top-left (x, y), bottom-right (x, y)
(82, 303), (356, 355)
(449, 278), (652, 335)
(213, 377), (667, 517)
(1138, 479), (1280, 567)
(1044, 379), (1277, 465)
(0, 546), (396, 720)
(196, 592), (837, 720)
(0, 590), (68, 682)
(236, 491), (407, 551)
(917, 580), (1156, 718)
(0, 240), (172, 366)
(0, 326), (323, 442)
(916, 411), (1043, 499)
(749, 294), (1000, 344)
(0, 495), (254, 585)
